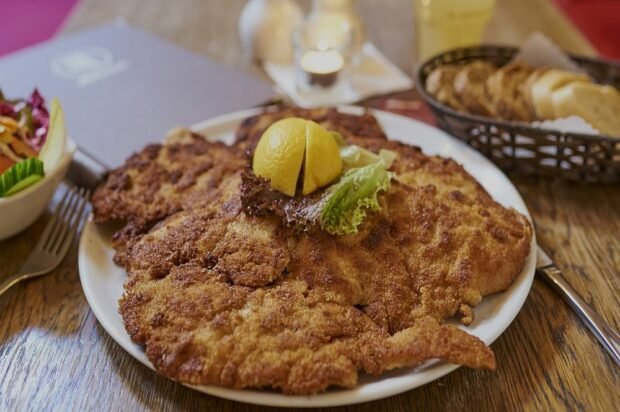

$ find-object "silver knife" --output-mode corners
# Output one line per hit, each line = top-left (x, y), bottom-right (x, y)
(536, 246), (620, 367)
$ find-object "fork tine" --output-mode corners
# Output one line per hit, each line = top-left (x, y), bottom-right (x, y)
(48, 186), (83, 254)
(53, 188), (90, 257)
(52, 186), (73, 216)
(70, 189), (91, 233)
(43, 186), (79, 252)
(51, 187), (90, 256)
(36, 186), (73, 251)
(55, 190), (90, 259)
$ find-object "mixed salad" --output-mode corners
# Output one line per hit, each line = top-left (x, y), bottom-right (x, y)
(0, 89), (66, 197)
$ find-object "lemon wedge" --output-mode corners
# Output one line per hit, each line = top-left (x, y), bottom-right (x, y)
(38, 98), (67, 174)
(252, 118), (342, 196)
(253, 118), (307, 196)
(302, 120), (342, 195)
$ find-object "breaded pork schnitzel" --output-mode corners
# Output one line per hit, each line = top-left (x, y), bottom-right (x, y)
(91, 128), (245, 265)
(92, 107), (532, 394)
(234, 106), (388, 154)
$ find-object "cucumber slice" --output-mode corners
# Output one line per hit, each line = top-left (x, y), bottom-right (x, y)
(4, 174), (43, 196)
(0, 157), (45, 197)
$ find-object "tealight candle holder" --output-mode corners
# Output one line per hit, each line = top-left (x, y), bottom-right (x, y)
(300, 49), (344, 88)
(293, 20), (353, 94)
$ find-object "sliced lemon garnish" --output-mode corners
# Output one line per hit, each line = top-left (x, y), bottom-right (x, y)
(253, 118), (307, 196)
(252, 118), (342, 196)
(303, 120), (342, 195)
(38, 98), (67, 174)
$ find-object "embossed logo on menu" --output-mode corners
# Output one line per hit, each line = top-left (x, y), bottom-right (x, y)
(51, 47), (129, 87)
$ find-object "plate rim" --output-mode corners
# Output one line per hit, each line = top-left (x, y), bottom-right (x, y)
(79, 105), (536, 408)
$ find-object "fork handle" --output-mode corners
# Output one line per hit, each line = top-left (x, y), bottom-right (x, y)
(0, 272), (43, 297)
(537, 264), (620, 367)
(0, 274), (25, 297)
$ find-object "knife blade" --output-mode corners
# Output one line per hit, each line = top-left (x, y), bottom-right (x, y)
(536, 246), (620, 367)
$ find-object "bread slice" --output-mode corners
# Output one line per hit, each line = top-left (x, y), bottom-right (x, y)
(425, 65), (465, 111)
(530, 69), (591, 119)
(552, 82), (620, 137)
(486, 63), (534, 121)
(522, 67), (549, 119)
(454, 61), (497, 117)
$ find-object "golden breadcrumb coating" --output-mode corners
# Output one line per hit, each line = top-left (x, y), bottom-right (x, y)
(92, 108), (532, 394)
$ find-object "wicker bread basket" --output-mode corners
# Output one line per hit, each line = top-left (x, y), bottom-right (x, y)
(414, 46), (620, 183)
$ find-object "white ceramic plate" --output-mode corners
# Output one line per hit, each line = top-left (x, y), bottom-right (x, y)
(79, 107), (536, 408)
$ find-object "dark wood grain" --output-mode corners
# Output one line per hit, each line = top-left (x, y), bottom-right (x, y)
(1, 0), (617, 411)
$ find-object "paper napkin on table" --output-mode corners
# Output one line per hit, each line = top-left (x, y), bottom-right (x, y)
(263, 42), (413, 108)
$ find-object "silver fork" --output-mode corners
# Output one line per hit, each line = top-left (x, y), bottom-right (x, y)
(0, 185), (91, 296)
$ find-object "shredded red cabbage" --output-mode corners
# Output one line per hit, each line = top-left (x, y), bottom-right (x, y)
(0, 88), (50, 150)
(0, 101), (15, 117)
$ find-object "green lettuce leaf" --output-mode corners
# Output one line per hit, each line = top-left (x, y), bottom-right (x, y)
(0, 157), (45, 197)
(340, 145), (396, 171)
(319, 162), (392, 235)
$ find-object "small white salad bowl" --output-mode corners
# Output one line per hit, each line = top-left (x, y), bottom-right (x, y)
(0, 139), (76, 240)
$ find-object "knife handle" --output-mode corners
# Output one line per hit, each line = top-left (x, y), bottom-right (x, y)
(537, 264), (620, 367)
(66, 147), (110, 191)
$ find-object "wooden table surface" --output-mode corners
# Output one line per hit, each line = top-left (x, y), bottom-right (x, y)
(1, 0), (618, 410)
